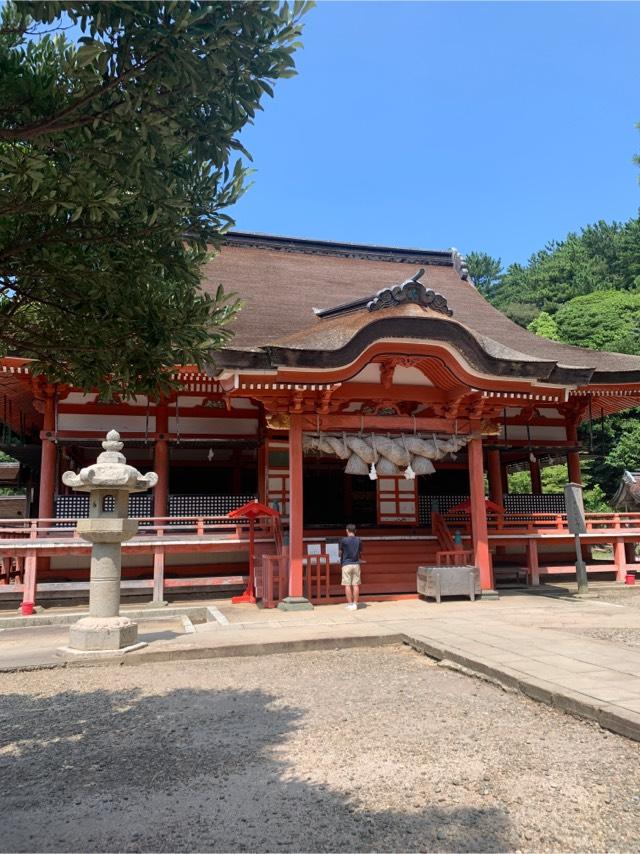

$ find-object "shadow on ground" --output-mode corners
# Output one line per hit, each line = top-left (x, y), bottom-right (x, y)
(0, 684), (513, 852)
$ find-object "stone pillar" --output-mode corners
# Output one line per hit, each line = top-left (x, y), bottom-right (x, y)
(468, 435), (495, 593)
(62, 430), (158, 654)
(279, 413), (312, 610)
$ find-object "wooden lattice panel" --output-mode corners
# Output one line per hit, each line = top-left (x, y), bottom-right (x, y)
(418, 493), (567, 526)
(504, 493), (566, 514)
(267, 469), (289, 520)
(377, 476), (418, 525)
(55, 493), (255, 520)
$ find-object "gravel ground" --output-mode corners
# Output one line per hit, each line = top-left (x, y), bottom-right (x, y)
(569, 588), (640, 649)
(1, 646), (640, 854)
(594, 587), (640, 608)
(572, 627), (640, 650)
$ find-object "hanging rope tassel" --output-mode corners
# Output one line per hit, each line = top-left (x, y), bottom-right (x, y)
(369, 434), (378, 481)
(402, 434), (415, 480)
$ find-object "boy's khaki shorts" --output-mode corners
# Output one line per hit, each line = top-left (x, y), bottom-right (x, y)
(341, 563), (361, 586)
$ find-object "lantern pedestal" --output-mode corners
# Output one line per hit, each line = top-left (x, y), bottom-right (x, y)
(68, 615), (140, 652)
(61, 430), (157, 654)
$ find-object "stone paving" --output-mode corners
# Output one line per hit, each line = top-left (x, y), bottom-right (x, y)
(4, 589), (640, 740)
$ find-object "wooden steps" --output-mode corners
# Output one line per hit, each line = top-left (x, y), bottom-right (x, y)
(327, 539), (437, 596)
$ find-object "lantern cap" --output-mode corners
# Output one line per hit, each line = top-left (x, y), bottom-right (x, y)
(62, 430), (158, 494)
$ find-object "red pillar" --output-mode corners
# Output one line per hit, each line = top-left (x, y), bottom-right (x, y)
(566, 421), (582, 485)
(36, 387), (57, 589)
(501, 460), (509, 496)
(288, 414), (303, 598)
(279, 413), (311, 609)
(38, 389), (56, 521)
(468, 435), (494, 591)
(530, 458), (542, 494)
(257, 443), (267, 505)
(487, 449), (503, 506)
(153, 402), (169, 519)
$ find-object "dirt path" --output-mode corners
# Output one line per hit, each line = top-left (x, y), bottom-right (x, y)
(1, 645), (639, 853)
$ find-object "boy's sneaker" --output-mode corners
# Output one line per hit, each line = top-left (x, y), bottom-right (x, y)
(347, 603), (357, 610)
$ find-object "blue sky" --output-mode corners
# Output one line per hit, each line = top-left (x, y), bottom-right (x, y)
(230, 1), (640, 267)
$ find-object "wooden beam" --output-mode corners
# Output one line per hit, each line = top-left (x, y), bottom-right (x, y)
(300, 414), (473, 433)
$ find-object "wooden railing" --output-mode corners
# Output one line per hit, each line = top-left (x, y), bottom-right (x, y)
(443, 511), (640, 536)
(0, 513), (283, 610)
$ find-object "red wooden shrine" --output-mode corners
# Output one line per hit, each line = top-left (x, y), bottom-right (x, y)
(3, 233), (640, 609)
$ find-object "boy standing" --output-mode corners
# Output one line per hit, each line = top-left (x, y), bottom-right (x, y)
(339, 523), (362, 610)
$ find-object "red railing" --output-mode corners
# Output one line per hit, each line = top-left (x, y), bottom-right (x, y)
(443, 510), (640, 536)
(0, 513), (284, 610)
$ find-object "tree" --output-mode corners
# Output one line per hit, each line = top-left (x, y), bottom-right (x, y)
(465, 251), (503, 296)
(508, 463), (609, 511)
(486, 218), (640, 327)
(554, 291), (640, 354)
(527, 310), (559, 341)
(0, 1), (311, 397)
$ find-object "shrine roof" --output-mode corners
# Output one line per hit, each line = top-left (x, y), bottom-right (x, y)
(203, 232), (640, 384)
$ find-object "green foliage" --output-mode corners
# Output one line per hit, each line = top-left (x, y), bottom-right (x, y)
(507, 463), (610, 512)
(508, 463), (568, 495)
(553, 291), (640, 354)
(479, 214), (640, 503)
(501, 302), (540, 328)
(582, 414), (640, 497)
(0, 1), (311, 397)
(487, 218), (640, 326)
(527, 310), (559, 341)
(465, 251), (503, 296)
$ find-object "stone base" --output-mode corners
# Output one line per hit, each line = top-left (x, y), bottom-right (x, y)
(68, 615), (138, 651)
(278, 596), (314, 612)
(58, 641), (147, 658)
(480, 589), (500, 600)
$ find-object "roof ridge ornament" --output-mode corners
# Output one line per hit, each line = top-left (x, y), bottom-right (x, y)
(367, 269), (453, 316)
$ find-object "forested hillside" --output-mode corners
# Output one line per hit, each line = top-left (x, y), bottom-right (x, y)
(466, 216), (640, 503)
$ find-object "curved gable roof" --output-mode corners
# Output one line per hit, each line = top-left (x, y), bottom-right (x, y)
(203, 233), (640, 384)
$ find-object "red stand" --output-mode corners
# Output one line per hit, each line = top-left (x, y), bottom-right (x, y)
(228, 500), (280, 605)
(232, 517), (257, 604)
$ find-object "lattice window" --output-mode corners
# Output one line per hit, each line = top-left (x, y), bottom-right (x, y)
(504, 493), (566, 513)
(377, 476), (418, 525)
(418, 495), (468, 527)
(55, 493), (255, 521)
(267, 469), (289, 520)
(168, 494), (256, 522)
(417, 493), (566, 526)
(55, 494), (153, 519)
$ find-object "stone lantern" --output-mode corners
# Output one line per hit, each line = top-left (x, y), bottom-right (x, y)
(62, 430), (158, 653)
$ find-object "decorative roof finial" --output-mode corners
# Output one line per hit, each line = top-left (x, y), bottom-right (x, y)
(367, 269), (453, 316)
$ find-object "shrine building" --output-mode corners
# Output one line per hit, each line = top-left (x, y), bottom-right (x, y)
(3, 232), (640, 609)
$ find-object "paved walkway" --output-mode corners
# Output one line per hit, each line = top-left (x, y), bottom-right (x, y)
(3, 590), (640, 740)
